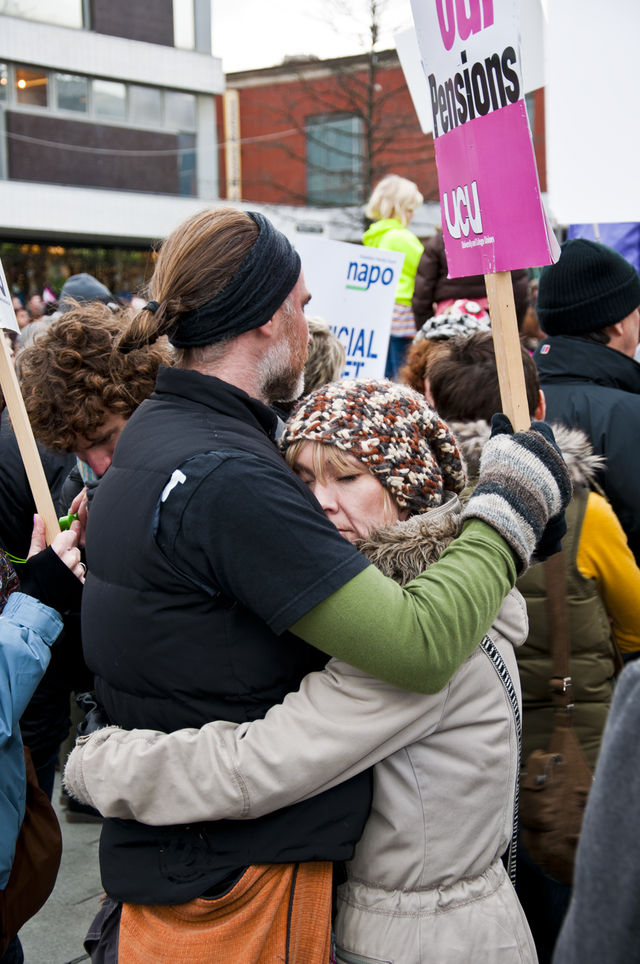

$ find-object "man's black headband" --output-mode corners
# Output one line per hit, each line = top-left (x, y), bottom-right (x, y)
(169, 211), (301, 348)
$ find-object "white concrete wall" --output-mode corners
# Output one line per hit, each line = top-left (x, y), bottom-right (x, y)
(0, 180), (220, 244)
(0, 180), (443, 246)
(0, 14), (224, 93)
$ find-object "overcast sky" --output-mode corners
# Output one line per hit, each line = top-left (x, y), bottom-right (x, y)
(211, 0), (415, 73)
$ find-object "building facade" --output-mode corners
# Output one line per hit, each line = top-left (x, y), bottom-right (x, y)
(220, 50), (439, 212)
(0, 0), (223, 293)
(218, 49), (546, 238)
(0, 9), (547, 295)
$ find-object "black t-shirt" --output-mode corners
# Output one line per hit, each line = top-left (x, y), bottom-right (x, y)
(156, 448), (369, 636)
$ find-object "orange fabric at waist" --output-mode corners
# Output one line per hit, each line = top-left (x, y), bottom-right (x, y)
(118, 861), (333, 964)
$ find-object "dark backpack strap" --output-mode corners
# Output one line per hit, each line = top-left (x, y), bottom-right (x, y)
(544, 550), (573, 714)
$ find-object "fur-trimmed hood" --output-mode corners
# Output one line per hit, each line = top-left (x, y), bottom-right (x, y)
(355, 493), (462, 586)
(448, 419), (605, 490)
(355, 491), (528, 652)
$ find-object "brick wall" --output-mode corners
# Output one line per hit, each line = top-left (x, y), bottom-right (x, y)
(217, 53), (547, 207)
(219, 57), (439, 206)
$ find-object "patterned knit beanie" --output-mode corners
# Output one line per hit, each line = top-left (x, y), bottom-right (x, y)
(281, 379), (466, 513)
(537, 238), (640, 335)
(415, 301), (491, 342)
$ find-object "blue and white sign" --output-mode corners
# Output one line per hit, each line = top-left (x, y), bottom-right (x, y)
(0, 257), (18, 333)
(295, 237), (403, 380)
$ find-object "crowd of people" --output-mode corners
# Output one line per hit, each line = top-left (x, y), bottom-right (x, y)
(0, 191), (639, 964)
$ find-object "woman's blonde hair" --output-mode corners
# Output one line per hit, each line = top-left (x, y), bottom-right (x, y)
(365, 174), (424, 225)
(285, 438), (360, 479)
(284, 439), (398, 518)
(303, 317), (346, 394)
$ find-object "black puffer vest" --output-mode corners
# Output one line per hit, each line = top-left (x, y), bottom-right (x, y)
(82, 368), (371, 904)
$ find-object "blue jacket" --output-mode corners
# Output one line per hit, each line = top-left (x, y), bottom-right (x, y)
(0, 593), (63, 887)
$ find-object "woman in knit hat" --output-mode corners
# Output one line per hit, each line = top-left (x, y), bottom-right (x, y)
(65, 378), (537, 964)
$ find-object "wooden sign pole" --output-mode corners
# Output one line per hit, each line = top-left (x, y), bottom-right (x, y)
(484, 270), (531, 432)
(0, 334), (59, 545)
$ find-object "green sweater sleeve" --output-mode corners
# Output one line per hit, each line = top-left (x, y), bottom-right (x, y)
(290, 520), (517, 694)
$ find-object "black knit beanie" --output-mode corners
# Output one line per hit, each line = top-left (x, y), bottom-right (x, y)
(537, 239), (640, 336)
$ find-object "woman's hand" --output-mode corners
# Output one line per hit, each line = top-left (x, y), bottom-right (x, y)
(29, 515), (86, 583)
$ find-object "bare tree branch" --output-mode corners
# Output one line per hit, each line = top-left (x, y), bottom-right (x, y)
(227, 0), (431, 225)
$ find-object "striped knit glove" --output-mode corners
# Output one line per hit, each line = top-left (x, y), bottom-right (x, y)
(462, 415), (573, 574)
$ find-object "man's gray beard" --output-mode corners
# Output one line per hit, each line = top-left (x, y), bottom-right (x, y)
(257, 337), (305, 405)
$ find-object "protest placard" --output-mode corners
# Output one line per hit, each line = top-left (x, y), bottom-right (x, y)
(412, 0), (557, 276)
(409, 0), (559, 428)
(0, 257), (59, 542)
(295, 236), (404, 380)
(395, 0), (544, 137)
(0, 258), (19, 334)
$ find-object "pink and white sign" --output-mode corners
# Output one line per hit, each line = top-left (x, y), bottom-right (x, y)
(410, 0), (559, 277)
(0, 257), (19, 333)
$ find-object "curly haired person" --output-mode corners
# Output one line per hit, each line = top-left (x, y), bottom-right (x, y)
(10, 302), (171, 810)
(18, 301), (172, 486)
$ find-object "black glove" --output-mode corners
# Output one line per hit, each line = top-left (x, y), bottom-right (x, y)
(462, 414), (572, 573)
(516, 417), (568, 561)
(534, 511), (567, 563)
(75, 692), (111, 738)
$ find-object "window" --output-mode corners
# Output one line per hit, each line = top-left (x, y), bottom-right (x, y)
(129, 85), (163, 127)
(55, 73), (88, 113)
(15, 66), (48, 107)
(165, 91), (196, 131)
(173, 0), (195, 50)
(4, 61), (201, 199)
(3, 63), (199, 137)
(177, 133), (196, 196)
(93, 79), (126, 120)
(0, 0), (83, 28)
(306, 113), (363, 206)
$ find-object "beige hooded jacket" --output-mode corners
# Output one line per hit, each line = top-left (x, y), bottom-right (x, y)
(65, 496), (536, 963)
